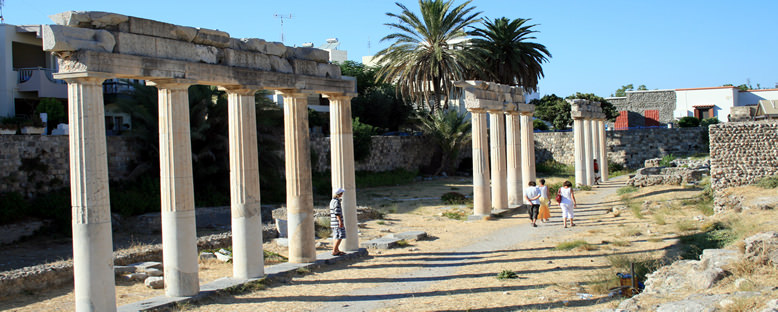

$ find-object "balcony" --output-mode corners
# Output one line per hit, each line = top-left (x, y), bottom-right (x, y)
(17, 67), (67, 99)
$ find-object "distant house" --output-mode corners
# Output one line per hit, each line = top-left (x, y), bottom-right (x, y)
(608, 86), (778, 128)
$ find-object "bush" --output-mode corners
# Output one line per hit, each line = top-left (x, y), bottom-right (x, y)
(536, 160), (574, 176)
(658, 154), (675, 167)
(699, 117), (719, 128)
(441, 192), (467, 205)
(497, 270), (518, 279)
(352, 117), (379, 162)
(533, 119), (549, 131)
(678, 116), (700, 128)
(608, 161), (625, 173)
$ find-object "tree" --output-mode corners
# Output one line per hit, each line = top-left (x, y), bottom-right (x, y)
(567, 92), (618, 121)
(375, 0), (481, 113)
(468, 17), (551, 92)
(339, 61), (413, 131)
(613, 84), (648, 96)
(416, 109), (471, 176)
(532, 94), (570, 130)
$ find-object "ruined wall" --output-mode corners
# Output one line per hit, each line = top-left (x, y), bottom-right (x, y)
(312, 136), (436, 173)
(535, 127), (707, 169)
(709, 121), (778, 190)
(0, 135), (139, 197)
(612, 90), (677, 125)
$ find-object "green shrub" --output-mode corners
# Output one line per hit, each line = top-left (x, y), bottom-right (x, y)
(352, 117), (379, 162)
(441, 209), (468, 220)
(678, 116), (700, 128)
(29, 188), (72, 235)
(679, 223), (737, 260)
(756, 175), (778, 189)
(0, 192), (30, 225)
(497, 270), (518, 279)
(441, 192), (467, 205)
(699, 117), (720, 128)
(658, 154), (676, 167)
(533, 119), (549, 131)
(617, 186), (638, 195)
(608, 161), (625, 173)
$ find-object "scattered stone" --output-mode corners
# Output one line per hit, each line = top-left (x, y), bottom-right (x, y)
(114, 265), (136, 275)
(145, 276), (164, 289)
(215, 252), (232, 262)
(743, 231), (778, 267)
(125, 272), (147, 281)
(315, 242), (327, 248)
(145, 268), (163, 277)
(761, 299), (778, 312)
(386, 231), (427, 241)
(131, 261), (163, 272)
(359, 237), (402, 249)
(199, 252), (217, 261)
(275, 218), (288, 238)
(407, 247), (420, 252)
(379, 228), (392, 233)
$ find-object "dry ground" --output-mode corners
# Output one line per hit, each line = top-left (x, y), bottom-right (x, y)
(1, 175), (776, 311)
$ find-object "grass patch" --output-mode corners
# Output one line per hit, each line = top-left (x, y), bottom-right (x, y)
(441, 192), (468, 205)
(295, 267), (311, 275)
(224, 279), (268, 294)
(678, 221), (737, 260)
(611, 240), (631, 247)
(315, 216), (332, 239)
(376, 220), (386, 225)
(621, 228), (642, 237)
(652, 214), (666, 225)
(647, 237), (664, 243)
(496, 269), (518, 279)
(629, 202), (643, 219)
(617, 186), (639, 195)
(263, 250), (288, 263)
(535, 160), (574, 176)
(578, 184), (592, 191)
(441, 209), (468, 220)
(675, 220), (697, 232)
(607, 254), (666, 283)
(396, 240), (410, 247)
(756, 175), (778, 189)
(555, 240), (595, 251)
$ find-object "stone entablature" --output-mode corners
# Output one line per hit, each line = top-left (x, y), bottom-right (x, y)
(43, 11), (353, 94)
(455, 80), (529, 113)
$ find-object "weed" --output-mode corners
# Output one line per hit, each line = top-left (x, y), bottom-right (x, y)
(376, 220), (386, 225)
(719, 296), (763, 312)
(621, 228), (642, 237)
(496, 269), (518, 279)
(629, 202), (643, 219)
(263, 250), (287, 263)
(295, 267), (311, 275)
(606, 253), (666, 283)
(441, 192), (467, 205)
(611, 240), (631, 247)
(315, 217), (332, 239)
(396, 240), (410, 247)
(585, 270), (619, 294)
(225, 279), (268, 294)
(658, 154), (676, 167)
(555, 240), (595, 251)
(652, 214), (666, 225)
(617, 186), (639, 195)
(647, 237), (664, 243)
(441, 209), (467, 220)
(678, 222), (737, 259)
(578, 185), (592, 191)
(675, 220), (697, 232)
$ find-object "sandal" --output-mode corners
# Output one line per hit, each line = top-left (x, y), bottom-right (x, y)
(332, 251), (346, 256)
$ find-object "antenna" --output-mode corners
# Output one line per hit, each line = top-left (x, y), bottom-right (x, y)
(273, 14), (292, 44)
(0, 0), (5, 24)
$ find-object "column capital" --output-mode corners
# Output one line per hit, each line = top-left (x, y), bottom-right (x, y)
(278, 89), (315, 98)
(467, 108), (487, 114)
(220, 86), (257, 96)
(325, 94), (356, 102)
(54, 71), (112, 84)
(520, 111), (534, 116)
(148, 78), (196, 89)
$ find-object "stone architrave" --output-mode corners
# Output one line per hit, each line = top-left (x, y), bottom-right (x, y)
(489, 110), (508, 210)
(520, 112), (536, 199)
(281, 91), (317, 263)
(583, 119), (594, 186)
(225, 88), (264, 279)
(598, 119), (609, 182)
(155, 80), (200, 297)
(470, 110), (492, 215)
(327, 94), (359, 251)
(57, 74), (117, 312)
(505, 112), (522, 207)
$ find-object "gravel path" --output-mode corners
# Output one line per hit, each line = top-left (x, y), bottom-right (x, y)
(312, 178), (625, 312)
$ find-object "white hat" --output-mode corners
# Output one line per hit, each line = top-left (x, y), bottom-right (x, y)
(334, 187), (345, 195)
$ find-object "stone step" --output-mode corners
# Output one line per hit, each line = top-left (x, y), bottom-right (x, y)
(359, 237), (403, 249)
(385, 231), (427, 241)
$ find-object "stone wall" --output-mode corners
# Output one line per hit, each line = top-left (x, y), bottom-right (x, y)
(0, 135), (139, 197)
(709, 121), (778, 191)
(612, 90), (677, 125)
(311, 136), (442, 173)
(535, 127), (707, 169)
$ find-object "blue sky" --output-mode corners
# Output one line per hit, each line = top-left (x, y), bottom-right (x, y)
(6, 0), (777, 98)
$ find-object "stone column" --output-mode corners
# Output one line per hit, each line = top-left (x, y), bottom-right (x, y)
(226, 88), (264, 279)
(505, 112), (522, 207)
(598, 119), (609, 182)
(470, 110), (491, 216)
(62, 75), (117, 312)
(520, 113), (536, 199)
(583, 119), (594, 186)
(573, 118), (585, 187)
(156, 81), (199, 297)
(328, 95), (358, 251)
(489, 110), (507, 210)
(281, 91), (316, 263)
(592, 118), (601, 179)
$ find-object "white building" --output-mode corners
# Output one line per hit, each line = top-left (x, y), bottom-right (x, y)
(674, 86), (778, 120)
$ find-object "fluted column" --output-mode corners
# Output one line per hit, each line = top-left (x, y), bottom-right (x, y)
(62, 75), (117, 312)
(505, 112), (522, 207)
(573, 118), (585, 186)
(592, 118), (601, 180)
(489, 110), (507, 210)
(470, 110), (491, 216)
(156, 81), (199, 297)
(328, 95), (358, 251)
(598, 119), (609, 182)
(281, 91), (316, 263)
(583, 119), (594, 185)
(520, 113), (536, 201)
(226, 88), (264, 279)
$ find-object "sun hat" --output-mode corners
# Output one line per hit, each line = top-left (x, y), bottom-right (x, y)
(334, 187), (345, 195)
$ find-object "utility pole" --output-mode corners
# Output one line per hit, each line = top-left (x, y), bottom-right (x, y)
(273, 14), (292, 44)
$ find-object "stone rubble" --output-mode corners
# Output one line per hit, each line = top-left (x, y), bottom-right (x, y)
(627, 157), (710, 187)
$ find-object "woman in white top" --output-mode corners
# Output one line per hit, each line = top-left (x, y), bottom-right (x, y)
(558, 180), (577, 228)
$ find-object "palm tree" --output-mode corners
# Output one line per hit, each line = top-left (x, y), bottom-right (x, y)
(375, 0), (481, 113)
(417, 109), (471, 176)
(468, 17), (551, 92)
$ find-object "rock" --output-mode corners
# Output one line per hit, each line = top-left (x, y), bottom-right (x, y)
(131, 261), (162, 272)
(214, 252), (232, 262)
(655, 293), (726, 312)
(379, 228), (391, 233)
(144, 276), (164, 289)
(744, 231), (778, 266)
(643, 248), (739, 295)
(275, 218), (288, 238)
(760, 299), (778, 312)
(145, 268), (163, 277)
(274, 238), (289, 247)
(125, 272), (147, 281)
(42, 24), (116, 52)
(315, 242), (327, 248)
(199, 252), (216, 261)
(114, 265), (136, 274)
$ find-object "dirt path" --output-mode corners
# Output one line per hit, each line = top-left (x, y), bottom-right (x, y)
(185, 177), (632, 312)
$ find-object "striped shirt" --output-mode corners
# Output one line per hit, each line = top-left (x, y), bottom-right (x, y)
(330, 197), (343, 229)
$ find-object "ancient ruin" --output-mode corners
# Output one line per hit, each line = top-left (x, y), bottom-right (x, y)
(570, 99), (608, 186)
(42, 11), (357, 311)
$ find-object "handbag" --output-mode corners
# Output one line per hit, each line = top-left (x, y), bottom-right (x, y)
(555, 189), (562, 204)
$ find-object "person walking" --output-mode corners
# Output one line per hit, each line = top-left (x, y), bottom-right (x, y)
(524, 181), (542, 227)
(330, 187), (346, 256)
(593, 159), (601, 185)
(558, 181), (577, 228)
(538, 179), (551, 223)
